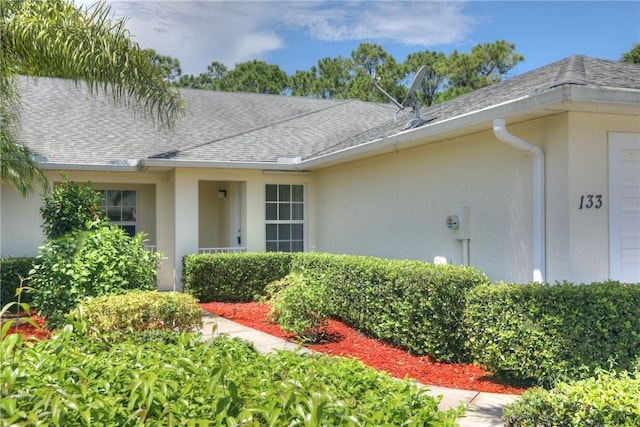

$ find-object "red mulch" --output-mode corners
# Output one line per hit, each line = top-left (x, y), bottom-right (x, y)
(200, 302), (527, 395)
(2, 314), (51, 341)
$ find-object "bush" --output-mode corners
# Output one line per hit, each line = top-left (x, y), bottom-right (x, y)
(267, 271), (333, 343)
(292, 253), (489, 362)
(76, 290), (203, 335)
(39, 176), (104, 240)
(465, 281), (640, 385)
(183, 252), (488, 362)
(503, 370), (640, 426)
(29, 226), (162, 329)
(0, 257), (36, 305)
(182, 252), (293, 302)
(1, 326), (462, 425)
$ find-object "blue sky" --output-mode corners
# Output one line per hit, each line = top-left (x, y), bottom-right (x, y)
(94, 1), (639, 77)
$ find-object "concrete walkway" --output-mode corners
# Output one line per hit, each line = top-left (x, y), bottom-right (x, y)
(199, 313), (520, 427)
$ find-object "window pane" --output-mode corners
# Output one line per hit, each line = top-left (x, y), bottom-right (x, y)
(266, 224), (278, 241)
(279, 203), (290, 220)
(122, 190), (136, 208)
(107, 207), (121, 221)
(292, 203), (304, 220)
(292, 241), (304, 252)
(107, 190), (121, 206)
(278, 241), (291, 252)
(292, 224), (304, 240)
(266, 184), (278, 201)
(279, 185), (290, 202)
(266, 242), (278, 252)
(266, 203), (277, 220)
(292, 185), (304, 202)
(123, 207), (136, 221)
(278, 224), (290, 240)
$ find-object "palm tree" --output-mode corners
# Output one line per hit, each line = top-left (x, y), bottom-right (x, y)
(1, 0), (184, 197)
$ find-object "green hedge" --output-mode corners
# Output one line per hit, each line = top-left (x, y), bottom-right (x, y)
(291, 253), (489, 362)
(0, 257), (36, 306)
(183, 252), (489, 363)
(503, 370), (640, 426)
(182, 252), (293, 302)
(465, 281), (640, 384)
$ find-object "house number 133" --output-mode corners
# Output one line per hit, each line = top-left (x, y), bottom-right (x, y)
(579, 194), (603, 209)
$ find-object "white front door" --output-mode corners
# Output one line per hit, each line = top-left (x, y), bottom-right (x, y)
(609, 132), (640, 283)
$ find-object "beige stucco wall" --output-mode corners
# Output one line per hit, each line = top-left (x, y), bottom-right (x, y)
(567, 112), (640, 283)
(313, 112), (640, 284)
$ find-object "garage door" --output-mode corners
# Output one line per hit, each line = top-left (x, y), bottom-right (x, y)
(609, 132), (640, 283)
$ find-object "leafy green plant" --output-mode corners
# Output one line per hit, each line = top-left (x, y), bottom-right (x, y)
(1, 325), (462, 425)
(39, 176), (104, 240)
(503, 369), (640, 426)
(0, 257), (36, 305)
(267, 271), (333, 343)
(465, 281), (640, 385)
(76, 290), (203, 335)
(182, 252), (293, 302)
(29, 226), (162, 329)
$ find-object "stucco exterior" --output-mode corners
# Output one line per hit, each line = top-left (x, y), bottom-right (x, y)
(314, 112), (640, 284)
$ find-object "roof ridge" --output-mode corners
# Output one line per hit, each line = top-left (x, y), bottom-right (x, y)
(150, 99), (358, 159)
(551, 55), (588, 88)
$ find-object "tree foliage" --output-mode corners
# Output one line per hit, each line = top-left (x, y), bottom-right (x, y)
(0, 0), (184, 197)
(174, 40), (525, 108)
(621, 43), (640, 64)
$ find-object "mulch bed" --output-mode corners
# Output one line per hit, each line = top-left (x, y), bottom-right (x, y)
(200, 301), (527, 395)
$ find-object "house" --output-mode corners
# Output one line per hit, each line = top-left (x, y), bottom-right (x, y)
(2, 55), (639, 289)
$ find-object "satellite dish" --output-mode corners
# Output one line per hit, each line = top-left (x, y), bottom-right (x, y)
(371, 65), (427, 119)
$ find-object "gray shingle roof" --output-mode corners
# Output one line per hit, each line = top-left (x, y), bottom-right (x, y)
(308, 55), (640, 159)
(16, 55), (640, 168)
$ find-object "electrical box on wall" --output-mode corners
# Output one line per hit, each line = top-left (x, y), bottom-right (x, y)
(447, 206), (470, 239)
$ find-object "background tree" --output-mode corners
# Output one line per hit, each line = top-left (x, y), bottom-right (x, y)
(348, 43), (404, 102)
(219, 60), (287, 94)
(314, 56), (352, 99)
(1, 0), (183, 197)
(404, 51), (447, 107)
(288, 68), (318, 97)
(439, 40), (524, 103)
(621, 43), (640, 64)
(143, 48), (182, 83)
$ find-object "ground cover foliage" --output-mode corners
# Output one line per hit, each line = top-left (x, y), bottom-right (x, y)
(503, 369), (640, 426)
(1, 314), (462, 426)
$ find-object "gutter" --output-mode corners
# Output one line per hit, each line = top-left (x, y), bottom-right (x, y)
(492, 119), (545, 283)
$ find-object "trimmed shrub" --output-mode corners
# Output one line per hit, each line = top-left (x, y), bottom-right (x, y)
(29, 226), (162, 329)
(291, 253), (489, 362)
(0, 257), (36, 305)
(184, 252), (489, 363)
(465, 281), (640, 385)
(76, 290), (203, 335)
(182, 252), (293, 302)
(503, 370), (640, 426)
(267, 271), (333, 343)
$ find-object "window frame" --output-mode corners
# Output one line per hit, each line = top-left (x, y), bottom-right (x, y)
(98, 189), (138, 236)
(265, 184), (305, 252)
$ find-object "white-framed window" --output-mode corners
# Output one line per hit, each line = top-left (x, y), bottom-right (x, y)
(99, 190), (137, 236)
(265, 184), (304, 252)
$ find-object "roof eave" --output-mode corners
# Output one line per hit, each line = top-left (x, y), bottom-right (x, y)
(299, 85), (640, 170)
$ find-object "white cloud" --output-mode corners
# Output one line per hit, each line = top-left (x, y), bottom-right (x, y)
(85, 1), (475, 75)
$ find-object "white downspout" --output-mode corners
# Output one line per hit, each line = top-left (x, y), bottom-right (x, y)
(493, 119), (546, 282)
